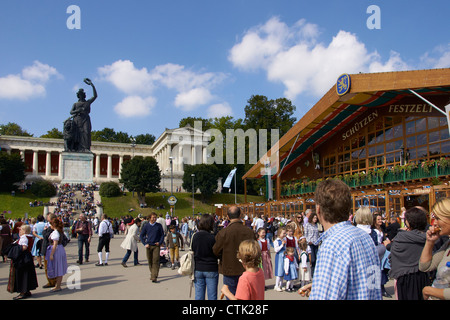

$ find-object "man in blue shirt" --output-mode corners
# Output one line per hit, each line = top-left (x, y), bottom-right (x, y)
(140, 213), (165, 283)
(299, 179), (382, 300)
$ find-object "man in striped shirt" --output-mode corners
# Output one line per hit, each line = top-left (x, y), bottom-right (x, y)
(300, 179), (382, 300)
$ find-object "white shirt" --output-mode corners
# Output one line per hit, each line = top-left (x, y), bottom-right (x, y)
(252, 218), (265, 231)
(356, 224), (371, 234)
(98, 220), (113, 237)
(18, 234), (29, 247)
(274, 237), (286, 253)
(284, 255), (298, 274)
(50, 230), (60, 241)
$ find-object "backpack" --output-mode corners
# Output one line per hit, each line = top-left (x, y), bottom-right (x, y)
(61, 233), (70, 247)
(178, 233), (196, 278)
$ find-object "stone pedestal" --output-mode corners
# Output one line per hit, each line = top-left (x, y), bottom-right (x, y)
(96, 205), (103, 219)
(61, 152), (94, 184)
(43, 206), (49, 220)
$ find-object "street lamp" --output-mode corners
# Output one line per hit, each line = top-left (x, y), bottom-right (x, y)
(130, 136), (136, 157)
(169, 156), (175, 217)
(169, 156), (175, 195)
(162, 172), (165, 192)
(191, 173), (195, 216)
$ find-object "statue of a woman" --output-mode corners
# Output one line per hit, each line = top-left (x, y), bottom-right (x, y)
(69, 78), (97, 152)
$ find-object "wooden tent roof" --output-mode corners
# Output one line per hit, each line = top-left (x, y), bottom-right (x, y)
(243, 68), (450, 180)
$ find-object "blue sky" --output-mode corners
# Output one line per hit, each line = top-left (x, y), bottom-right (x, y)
(0, 0), (449, 139)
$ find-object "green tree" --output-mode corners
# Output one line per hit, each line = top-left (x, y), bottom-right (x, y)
(92, 128), (121, 142)
(119, 156), (161, 203)
(182, 164), (219, 202)
(244, 95), (296, 138)
(40, 128), (63, 139)
(30, 180), (56, 197)
(134, 133), (155, 145)
(115, 131), (131, 144)
(0, 153), (26, 192)
(179, 117), (212, 131)
(0, 122), (33, 137)
(99, 181), (122, 197)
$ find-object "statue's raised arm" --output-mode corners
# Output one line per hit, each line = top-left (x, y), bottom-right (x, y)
(84, 78), (97, 103)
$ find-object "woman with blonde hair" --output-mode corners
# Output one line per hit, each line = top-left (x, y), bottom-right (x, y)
(420, 198), (450, 300)
(354, 206), (378, 242)
(355, 206), (390, 297)
(354, 206), (373, 226)
(6, 224), (38, 299)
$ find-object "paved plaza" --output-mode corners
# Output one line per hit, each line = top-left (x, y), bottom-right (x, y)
(0, 232), (396, 301)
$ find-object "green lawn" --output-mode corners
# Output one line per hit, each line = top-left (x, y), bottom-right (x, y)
(0, 191), (51, 219)
(0, 190), (265, 220)
(100, 192), (265, 218)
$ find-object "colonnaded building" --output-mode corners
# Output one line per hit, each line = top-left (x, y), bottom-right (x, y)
(0, 125), (209, 191)
(225, 68), (450, 220)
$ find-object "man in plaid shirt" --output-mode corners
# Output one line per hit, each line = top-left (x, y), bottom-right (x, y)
(300, 179), (382, 300)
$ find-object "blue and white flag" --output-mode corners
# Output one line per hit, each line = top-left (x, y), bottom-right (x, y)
(223, 168), (237, 188)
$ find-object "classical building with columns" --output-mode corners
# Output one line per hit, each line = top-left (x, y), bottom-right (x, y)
(0, 125), (210, 190)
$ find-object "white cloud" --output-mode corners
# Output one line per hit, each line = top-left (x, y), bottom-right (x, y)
(22, 61), (61, 83)
(152, 63), (225, 92)
(229, 17), (291, 72)
(435, 51), (450, 68)
(420, 44), (450, 69)
(229, 17), (411, 99)
(174, 87), (214, 111)
(0, 75), (45, 100)
(368, 51), (410, 73)
(207, 103), (233, 118)
(98, 60), (154, 95)
(113, 95), (156, 118)
(0, 61), (61, 100)
(99, 60), (227, 116)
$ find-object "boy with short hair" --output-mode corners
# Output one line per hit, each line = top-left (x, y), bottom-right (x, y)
(165, 224), (184, 269)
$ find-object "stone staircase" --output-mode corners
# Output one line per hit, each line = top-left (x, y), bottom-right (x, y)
(46, 189), (102, 219)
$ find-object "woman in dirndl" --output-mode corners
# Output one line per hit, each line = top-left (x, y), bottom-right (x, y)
(45, 219), (68, 292)
(7, 224), (38, 299)
(31, 215), (46, 269)
(257, 228), (273, 281)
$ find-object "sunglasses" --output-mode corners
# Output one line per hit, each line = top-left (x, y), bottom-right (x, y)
(431, 212), (440, 220)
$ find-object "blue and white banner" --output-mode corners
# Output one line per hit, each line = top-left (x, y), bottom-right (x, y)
(223, 168), (237, 188)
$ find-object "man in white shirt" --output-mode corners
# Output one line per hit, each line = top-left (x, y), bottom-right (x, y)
(96, 214), (113, 266)
(252, 214), (265, 232)
(156, 214), (167, 235)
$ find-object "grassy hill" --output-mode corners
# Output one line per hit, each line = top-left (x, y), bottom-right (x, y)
(1, 190), (265, 220)
(0, 191), (51, 219)
(100, 192), (265, 218)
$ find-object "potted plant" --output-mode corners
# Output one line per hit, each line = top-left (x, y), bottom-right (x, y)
(439, 157), (450, 170)
(366, 169), (374, 183)
(421, 159), (435, 174)
(377, 168), (388, 183)
(343, 174), (352, 184)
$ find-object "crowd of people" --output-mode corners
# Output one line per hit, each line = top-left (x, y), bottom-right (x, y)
(1, 179), (449, 300)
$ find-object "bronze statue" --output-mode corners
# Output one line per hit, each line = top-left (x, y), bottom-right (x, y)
(64, 78), (97, 152)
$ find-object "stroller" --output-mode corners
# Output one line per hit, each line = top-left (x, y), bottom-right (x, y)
(159, 247), (172, 268)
